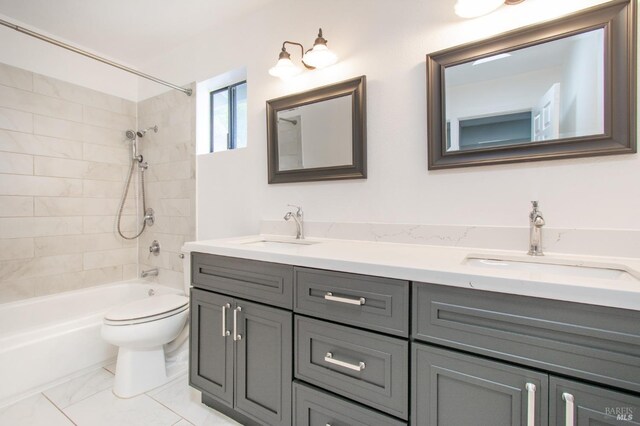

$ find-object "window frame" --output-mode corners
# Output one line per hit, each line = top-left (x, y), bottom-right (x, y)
(209, 80), (247, 153)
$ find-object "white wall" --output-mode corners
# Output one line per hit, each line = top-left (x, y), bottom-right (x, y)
(136, 0), (638, 240)
(0, 14), (138, 100)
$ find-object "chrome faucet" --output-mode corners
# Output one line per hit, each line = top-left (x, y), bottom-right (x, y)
(528, 201), (545, 256)
(284, 204), (304, 239)
(141, 268), (159, 278)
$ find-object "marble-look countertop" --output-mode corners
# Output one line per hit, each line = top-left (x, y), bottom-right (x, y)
(182, 235), (640, 311)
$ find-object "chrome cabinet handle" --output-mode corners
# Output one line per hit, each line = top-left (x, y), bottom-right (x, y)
(562, 392), (575, 426)
(525, 383), (536, 426)
(324, 352), (365, 371)
(324, 292), (366, 306)
(221, 303), (230, 337)
(233, 306), (242, 341)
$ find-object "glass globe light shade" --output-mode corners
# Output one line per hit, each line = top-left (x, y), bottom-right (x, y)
(302, 43), (337, 69)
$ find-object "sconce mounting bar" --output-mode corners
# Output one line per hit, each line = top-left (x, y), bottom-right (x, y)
(281, 41), (315, 69)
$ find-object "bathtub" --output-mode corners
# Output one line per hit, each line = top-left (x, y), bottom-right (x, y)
(0, 280), (182, 407)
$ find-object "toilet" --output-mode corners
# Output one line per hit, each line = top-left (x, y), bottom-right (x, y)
(101, 291), (189, 398)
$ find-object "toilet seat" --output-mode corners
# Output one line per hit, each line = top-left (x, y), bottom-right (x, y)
(104, 294), (189, 326)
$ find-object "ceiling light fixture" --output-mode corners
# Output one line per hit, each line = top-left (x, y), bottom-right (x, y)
(455, 0), (525, 19)
(269, 28), (338, 80)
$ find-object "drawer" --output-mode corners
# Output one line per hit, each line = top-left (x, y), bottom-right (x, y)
(294, 267), (409, 337)
(295, 316), (409, 419)
(293, 382), (406, 426)
(191, 253), (293, 309)
(413, 282), (640, 393)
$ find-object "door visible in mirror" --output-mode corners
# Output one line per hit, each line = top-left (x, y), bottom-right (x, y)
(266, 76), (366, 183)
(277, 95), (353, 171)
(444, 28), (605, 153)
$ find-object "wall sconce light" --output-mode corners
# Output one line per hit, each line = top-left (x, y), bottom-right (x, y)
(268, 28), (338, 80)
(455, 0), (525, 18)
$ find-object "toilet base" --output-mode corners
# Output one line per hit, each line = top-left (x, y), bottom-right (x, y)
(113, 346), (167, 398)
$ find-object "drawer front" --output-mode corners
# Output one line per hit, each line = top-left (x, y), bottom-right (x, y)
(549, 376), (640, 426)
(294, 267), (409, 337)
(413, 282), (640, 393)
(293, 382), (406, 426)
(295, 316), (409, 419)
(191, 253), (293, 309)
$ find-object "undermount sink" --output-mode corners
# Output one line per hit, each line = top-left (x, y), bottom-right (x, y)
(464, 256), (640, 282)
(239, 238), (320, 248)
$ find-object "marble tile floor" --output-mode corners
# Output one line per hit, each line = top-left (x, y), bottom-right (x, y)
(0, 364), (241, 426)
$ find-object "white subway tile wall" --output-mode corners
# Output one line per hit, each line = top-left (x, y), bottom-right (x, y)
(0, 62), (139, 303)
(137, 86), (195, 292)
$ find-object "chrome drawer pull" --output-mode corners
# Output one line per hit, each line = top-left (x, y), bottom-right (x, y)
(324, 292), (366, 306)
(221, 303), (231, 337)
(324, 352), (365, 371)
(233, 306), (242, 341)
(562, 392), (575, 426)
(525, 383), (536, 426)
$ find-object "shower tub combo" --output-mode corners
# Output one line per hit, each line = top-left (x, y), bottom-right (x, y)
(0, 281), (182, 407)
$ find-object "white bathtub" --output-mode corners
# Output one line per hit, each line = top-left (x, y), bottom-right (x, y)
(0, 280), (182, 407)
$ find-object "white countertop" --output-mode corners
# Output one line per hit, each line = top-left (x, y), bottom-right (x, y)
(182, 234), (640, 311)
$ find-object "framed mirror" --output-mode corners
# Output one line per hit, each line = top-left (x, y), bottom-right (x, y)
(427, 0), (636, 170)
(266, 76), (366, 183)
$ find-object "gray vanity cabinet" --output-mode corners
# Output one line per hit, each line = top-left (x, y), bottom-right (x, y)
(412, 343), (548, 426)
(189, 287), (292, 426)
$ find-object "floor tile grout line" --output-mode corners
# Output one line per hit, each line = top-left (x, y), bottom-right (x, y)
(142, 392), (189, 425)
(43, 369), (116, 413)
(41, 392), (78, 426)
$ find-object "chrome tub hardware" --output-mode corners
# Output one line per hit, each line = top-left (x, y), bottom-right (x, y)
(528, 200), (545, 256)
(284, 204), (304, 239)
(149, 240), (160, 255)
(141, 268), (159, 278)
(144, 208), (155, 227)
(324, 352), (366, 372)
(324, 292), (366, 306)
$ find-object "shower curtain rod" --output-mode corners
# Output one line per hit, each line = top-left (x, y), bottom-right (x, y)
(0, 18), (192, 96)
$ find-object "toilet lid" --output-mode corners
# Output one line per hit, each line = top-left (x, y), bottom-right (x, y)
(105, 294), (189, 322)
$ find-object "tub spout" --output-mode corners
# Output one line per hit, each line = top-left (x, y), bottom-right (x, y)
(141, 268), (159, 278)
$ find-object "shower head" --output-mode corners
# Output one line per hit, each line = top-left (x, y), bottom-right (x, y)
(137, 125), (158, 138)
(125, 130), (136, 140)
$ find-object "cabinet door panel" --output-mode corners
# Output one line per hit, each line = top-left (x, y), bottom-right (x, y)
(235, 300), (292, 426)
(189, 288), (234, 407)
(412, 343), (548, 426)
(550, 377), (640, 426)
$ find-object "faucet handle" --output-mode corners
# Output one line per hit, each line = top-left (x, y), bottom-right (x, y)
(531, 201), (539, 208)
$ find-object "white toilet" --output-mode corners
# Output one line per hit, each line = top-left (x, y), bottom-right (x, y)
(101, 291), (189, 398)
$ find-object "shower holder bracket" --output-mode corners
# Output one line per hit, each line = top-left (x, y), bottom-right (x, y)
(144, 208), (155, 226)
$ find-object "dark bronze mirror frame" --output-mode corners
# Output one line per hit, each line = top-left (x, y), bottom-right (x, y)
(266, 76), (366, 184)
(427, 0), (636, 170)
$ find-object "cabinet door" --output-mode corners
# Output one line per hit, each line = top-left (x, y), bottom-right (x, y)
(189, 288), (234, 408)
(412, 343), (548, 426)
(550, 377), (640, 425)
(234, 300), (292, 426)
